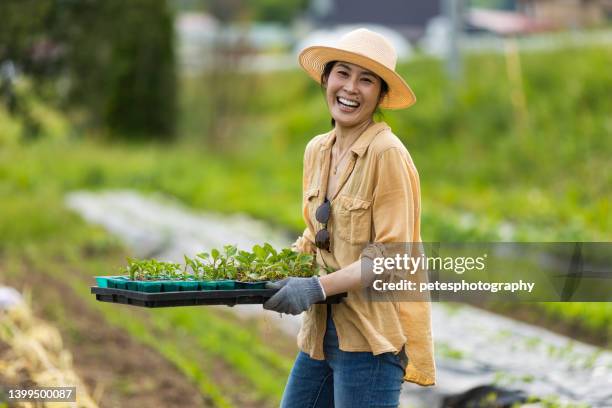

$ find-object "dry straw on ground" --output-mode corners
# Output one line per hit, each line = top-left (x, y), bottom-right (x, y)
(0, 289), (98, 408)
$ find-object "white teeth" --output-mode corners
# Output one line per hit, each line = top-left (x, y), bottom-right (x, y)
(338, 97), (359, 107)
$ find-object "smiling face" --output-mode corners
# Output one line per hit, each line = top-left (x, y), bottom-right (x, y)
(323, 61), (383, 129)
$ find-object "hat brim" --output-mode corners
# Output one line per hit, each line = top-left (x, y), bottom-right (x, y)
(298, 46), (416, 110)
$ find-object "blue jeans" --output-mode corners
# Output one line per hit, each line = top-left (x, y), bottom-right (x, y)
(280, 306), (407, 408)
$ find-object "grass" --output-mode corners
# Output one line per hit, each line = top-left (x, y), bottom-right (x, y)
(3, 232), (289, 407)
(152, 308), (291, 399)
(0, 43), (610, 404)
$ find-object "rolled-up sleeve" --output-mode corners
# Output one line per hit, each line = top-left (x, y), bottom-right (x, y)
(292, 227), (316, 254)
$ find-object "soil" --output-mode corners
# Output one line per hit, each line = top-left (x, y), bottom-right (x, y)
(0, 252), (297, 408)
(1, 261), (212, 408)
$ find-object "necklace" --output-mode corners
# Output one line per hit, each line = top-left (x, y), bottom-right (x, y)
(332, 142), (353, 175)
(331, 121), (374, 175)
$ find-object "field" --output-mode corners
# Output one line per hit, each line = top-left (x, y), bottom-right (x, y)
(1, 43), (611, 406)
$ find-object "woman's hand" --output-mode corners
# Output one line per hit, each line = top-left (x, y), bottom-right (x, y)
(263, 277), (326, 315)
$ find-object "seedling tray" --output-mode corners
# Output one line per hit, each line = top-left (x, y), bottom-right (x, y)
(95, 276), (268, 292)
(91, 286), (347, 308)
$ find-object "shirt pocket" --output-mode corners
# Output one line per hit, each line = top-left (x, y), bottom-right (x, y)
(304, 187), (320, 226)
(335, 194), (372, 245)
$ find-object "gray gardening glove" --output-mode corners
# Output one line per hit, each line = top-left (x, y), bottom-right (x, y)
(263, 277), (326, 315)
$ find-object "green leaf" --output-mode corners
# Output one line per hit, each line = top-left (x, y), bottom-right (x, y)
(224, 244), (238, 258)
(263, 242), (276, 256)
(253, 245), (266, 261)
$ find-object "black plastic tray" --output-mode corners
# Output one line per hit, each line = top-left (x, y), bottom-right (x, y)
(91, 286), (347, 308)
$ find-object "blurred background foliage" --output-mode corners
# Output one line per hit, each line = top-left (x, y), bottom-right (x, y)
(1, 1), (611, 404)
(174, 0), (309, 23)
(2, 44), (610, 241)
(0, 0), (176, 139)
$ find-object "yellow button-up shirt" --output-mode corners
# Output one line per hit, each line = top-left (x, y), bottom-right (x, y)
(292, 121), (436, 386)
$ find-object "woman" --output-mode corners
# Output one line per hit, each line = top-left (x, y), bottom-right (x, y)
(264, 28), (435, 407)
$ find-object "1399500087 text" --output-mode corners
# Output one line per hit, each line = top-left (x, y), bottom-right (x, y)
(7, 387), (76, 402)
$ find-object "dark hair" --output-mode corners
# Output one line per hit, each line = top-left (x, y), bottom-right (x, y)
(320, 60), (389, 127)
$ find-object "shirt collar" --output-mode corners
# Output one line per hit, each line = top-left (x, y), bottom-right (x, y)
(320, 121), (390, 157)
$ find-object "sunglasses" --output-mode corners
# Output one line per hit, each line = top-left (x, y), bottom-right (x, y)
(315, 198), (331, 251)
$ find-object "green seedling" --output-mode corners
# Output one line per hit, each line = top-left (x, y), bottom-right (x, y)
(121, 258), (182, 281)
(119, 242), (322, 283)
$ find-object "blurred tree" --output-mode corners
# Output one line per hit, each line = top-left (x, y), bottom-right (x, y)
(203, 0), (309, 24)
(0, 0), (63, 80)
(0, 0), (177, 140)
(0, 0), (51, 64)
(251, 0), (309, 24)
(64, 0), (177, 139)
(0, 0), (63, 141)
(105, 0), (176, 138)
(469, 0), (516, 9)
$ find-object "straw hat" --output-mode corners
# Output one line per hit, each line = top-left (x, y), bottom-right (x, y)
(298, 28), (416, 110)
